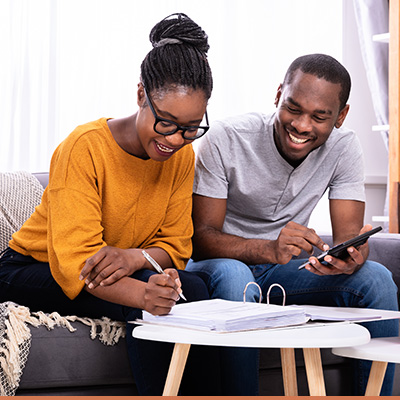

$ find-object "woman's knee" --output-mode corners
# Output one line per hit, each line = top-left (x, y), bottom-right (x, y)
(177, 270), (210, 301)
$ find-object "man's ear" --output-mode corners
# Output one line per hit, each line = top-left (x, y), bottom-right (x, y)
(137, 83), (146, 107)
(274, 84), (283, 107)
(335, 104), (350, 128)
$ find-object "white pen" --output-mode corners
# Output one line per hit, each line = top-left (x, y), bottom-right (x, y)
(298, 250), (329, 270)
(141, 250), (187, 301)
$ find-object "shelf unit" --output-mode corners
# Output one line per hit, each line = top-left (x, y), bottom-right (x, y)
(389, 0), (400, 232)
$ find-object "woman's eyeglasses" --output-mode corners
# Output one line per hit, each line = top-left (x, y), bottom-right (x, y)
(144, 87), (209, 140)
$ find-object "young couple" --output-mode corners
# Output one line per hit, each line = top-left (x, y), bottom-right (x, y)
(0, 13), (397, 396)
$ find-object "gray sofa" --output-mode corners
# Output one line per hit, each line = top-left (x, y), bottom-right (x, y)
(7, 173), (400, 395)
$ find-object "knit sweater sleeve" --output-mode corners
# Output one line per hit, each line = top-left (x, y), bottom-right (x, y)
(142, 148), (195, 270)
(46, 132), (107, 299)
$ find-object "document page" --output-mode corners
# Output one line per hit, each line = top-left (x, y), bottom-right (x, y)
(141, 299), (308, 332)
(300, 305), (400, 322)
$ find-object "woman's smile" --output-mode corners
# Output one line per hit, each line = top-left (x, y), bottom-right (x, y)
(153, 139), (178, 157)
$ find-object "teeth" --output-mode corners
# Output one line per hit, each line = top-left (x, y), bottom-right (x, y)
(288, 132), (308, 144)
(156, 142), (174, 153)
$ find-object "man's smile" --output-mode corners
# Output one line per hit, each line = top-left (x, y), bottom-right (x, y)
(288, 131), (311, 145)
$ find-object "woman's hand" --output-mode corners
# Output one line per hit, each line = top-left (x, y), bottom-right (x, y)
(79, 246), (143, 289)
(143, 268), (183, 315)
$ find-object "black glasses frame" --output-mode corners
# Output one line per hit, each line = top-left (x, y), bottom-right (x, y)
(143, 87), (209, 140)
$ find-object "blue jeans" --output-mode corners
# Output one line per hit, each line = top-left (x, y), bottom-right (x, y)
(0, 248), (222, 395)
(186, 257), (399, 396)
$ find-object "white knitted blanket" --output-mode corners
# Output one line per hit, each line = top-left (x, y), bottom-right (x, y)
(0, 302), (126, 396)
(0, 173), (126, 394)
(0, 171), (44, 252)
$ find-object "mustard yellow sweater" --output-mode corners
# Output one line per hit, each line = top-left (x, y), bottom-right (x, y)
(10, 118), (195, 299)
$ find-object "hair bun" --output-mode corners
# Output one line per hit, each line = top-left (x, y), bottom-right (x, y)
(150, 13), (209, 54)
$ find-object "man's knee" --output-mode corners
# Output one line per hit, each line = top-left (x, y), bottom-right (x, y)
(361, 261), (397, 289)
(356, 261), (398, 310)
(187, 258), (251, 278)
(186, 258), (256, 301)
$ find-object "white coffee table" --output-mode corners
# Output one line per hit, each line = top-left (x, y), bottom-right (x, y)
(332, 337), (400, 395)
(133, 322), (370, 396)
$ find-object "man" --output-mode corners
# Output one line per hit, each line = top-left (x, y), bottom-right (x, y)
(186, 54), (399, 395)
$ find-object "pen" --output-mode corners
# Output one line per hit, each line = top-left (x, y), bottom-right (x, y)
(141, 250), (187, 301)
(298, 250), (329, 270)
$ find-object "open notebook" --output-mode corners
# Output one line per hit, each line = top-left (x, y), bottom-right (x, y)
(138, 299), (400, 333)
(137, 279), (400, 332)
(141, 299), (309, 332)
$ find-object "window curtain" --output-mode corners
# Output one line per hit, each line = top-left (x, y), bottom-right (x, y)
(0, 0), (59, 173)
(0, 0), (343, 173)
(352, 0), (389, 221)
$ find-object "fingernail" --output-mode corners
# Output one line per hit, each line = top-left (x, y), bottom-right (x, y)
(326, 257), (332, 263)
(310, 259), (316, 265)
(348, 247), (354, 253)
(88, 283), (94, 289)
(79, 275), (83, 281)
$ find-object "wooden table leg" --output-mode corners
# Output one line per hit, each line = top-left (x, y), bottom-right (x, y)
(162, 343), (191, 396)
(303, 348), (326, 396)
(365, 361), (388, 396)
(280, 348), (298, 396)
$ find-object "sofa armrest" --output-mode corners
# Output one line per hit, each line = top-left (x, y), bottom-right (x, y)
(33, 172), (49, 189)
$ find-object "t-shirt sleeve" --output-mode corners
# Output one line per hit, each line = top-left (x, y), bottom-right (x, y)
(193, 123), (229, 199)
(328, 133), (365, 202)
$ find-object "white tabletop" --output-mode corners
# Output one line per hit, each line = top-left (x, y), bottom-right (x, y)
(133, 322), (370, 349)
(332, 336), (400, 363)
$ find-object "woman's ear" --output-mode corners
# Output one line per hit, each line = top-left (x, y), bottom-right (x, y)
(137, 83), (146, 107)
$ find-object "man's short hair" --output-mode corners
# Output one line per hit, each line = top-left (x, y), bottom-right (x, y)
(283, 53), (351, 111)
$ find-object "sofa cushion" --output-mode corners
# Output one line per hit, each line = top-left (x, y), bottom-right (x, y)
(367, 233), (400, 302)
(0, 171), (44, 252)
(18, 322), (136, 392)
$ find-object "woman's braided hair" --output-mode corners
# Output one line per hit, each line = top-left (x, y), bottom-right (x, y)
(140, 13), (213, 100)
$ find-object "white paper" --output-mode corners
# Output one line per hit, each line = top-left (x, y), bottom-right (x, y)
(140, 301), (400, 332)
(299, 305), (400, 323)
(142, 299), (308, 332)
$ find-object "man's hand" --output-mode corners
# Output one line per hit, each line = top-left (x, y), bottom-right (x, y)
(271, 221), (329, 264)
(79, 246), (143, 289)
(303, 224), (372, 276)
(143, 269), (182, 315)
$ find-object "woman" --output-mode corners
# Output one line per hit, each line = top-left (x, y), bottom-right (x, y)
(0, 13), (219, 395)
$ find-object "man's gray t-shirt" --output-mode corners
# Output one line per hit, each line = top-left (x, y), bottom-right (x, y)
(193, 112), (365, 240)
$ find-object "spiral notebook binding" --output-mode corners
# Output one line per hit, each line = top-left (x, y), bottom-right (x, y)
(243, 282), (286, 306)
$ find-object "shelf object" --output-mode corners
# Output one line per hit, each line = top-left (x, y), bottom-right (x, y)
(372, 124), (390, 132)
(373, 32), (390, 43)
(389, 0), (400, 232)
